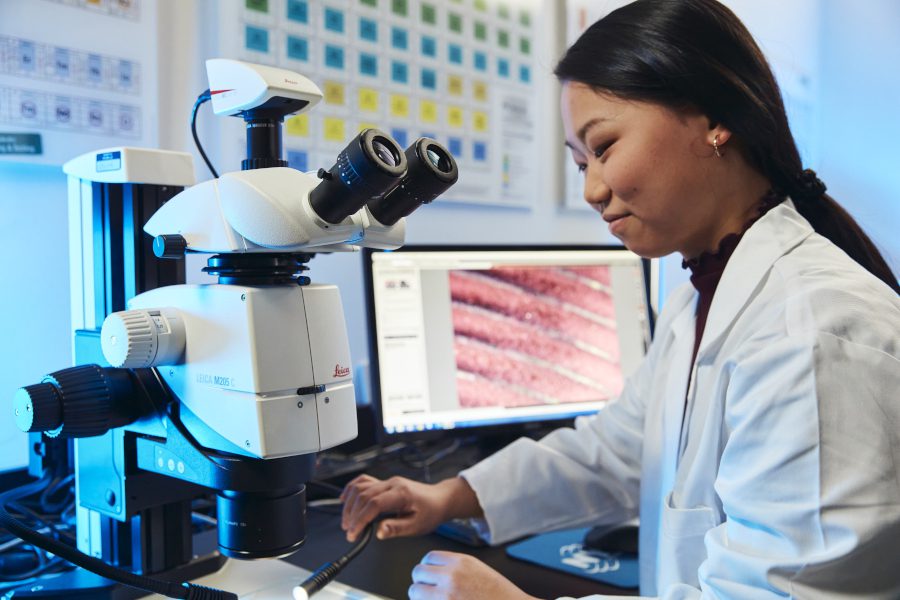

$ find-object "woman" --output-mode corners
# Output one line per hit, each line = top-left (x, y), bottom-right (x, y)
(340, 1), (900, 598)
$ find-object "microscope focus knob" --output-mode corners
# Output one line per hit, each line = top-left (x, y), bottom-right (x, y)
(152, 234), (188, 259)
(14, 383), (63, 433)
(101, 309), (186, 368)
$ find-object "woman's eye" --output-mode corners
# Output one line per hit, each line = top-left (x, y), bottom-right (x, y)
(593, 142), (613, 159)
(577, 163), (587, 173)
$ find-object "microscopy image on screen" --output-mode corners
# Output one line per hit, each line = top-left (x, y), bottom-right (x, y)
(449, 265), (624, 409)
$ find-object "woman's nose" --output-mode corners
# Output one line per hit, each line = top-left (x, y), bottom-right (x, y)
(583, 165), (611, 208)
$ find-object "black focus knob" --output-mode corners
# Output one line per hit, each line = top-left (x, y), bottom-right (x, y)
(153, 234), (188, 259)
(14, 383), (63, 433)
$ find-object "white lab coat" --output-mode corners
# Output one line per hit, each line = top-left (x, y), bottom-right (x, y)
(461, 200), (900, 599)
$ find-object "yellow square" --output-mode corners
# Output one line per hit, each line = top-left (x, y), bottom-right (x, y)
(358, 88), (379, 112)
(324, 81), (345, 105)
(420, 100), (438, 124)
(473, 81), (488, 102)
(473, 111), (489, 132)
(285, 114), (309, 137)
(448, 75), (464, 97)
(324, 117), (346, 142)
(447, 106), (464, 128)
(390, 94), (410, 118)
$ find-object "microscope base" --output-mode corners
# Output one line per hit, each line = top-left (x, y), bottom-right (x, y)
(144, 558), (387, 600)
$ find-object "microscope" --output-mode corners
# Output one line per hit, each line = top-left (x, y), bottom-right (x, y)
(8, 59), (458, 598)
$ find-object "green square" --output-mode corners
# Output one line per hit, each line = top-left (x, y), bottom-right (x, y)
(520, 37), (530, 55)
(449, 12), (463, 33)
(474, 21), (487, 41)
(519, 10), (531, 26)
(421, 3), (436, 24)
(474, 0), (487, 12)
(360, 0), (377, 6)
(498, 29), (509, 48)
(498, 3), (510, 19)
(246, 0), (268, 12)
(392, 0), (407, 16)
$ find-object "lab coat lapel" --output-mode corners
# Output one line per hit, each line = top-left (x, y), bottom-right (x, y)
(696, 200), (814, 362)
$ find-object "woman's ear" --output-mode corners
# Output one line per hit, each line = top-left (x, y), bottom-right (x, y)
(707, 122), (733, 148)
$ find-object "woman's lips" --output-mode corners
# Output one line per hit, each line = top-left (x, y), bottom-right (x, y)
(604, 213), (629, 235)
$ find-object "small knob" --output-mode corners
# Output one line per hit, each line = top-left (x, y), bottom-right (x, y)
(14, 384), (62, 433)
(102, 311), (155, 368)
(153, 234), (187, 259)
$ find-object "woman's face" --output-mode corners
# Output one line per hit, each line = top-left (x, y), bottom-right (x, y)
(561, 82), (723, 258)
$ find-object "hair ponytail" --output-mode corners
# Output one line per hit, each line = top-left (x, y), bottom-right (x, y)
(555, 0), (898, 293)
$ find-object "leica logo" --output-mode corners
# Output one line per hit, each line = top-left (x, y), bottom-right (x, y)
(284, 78), (298, 85)
(333, 364), (350, 378)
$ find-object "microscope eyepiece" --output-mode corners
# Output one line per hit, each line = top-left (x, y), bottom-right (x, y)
(367, 137), (459, 226)
(309, 128), (407, 224)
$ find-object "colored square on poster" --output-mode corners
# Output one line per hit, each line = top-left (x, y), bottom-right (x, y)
(391, 61), (409, 84)
(519, 65), (530, 83)
(88, 54), (102, 81)
(474, 0), (487, 12)
(447, 106), (464, 128)
(287, 0), (308, 22)
(324, 45), (345, 69)
(391, 27), (409, 50)
(474, 51), (487, 72)
(448, 137), (462, 158)
(246, 0), (268, 13)
(473, 111), (488, 132)
(358, 88), (379, 112)
(245, 26), (270, 53)
(421, 131), (437, 140)
(360, 17), (378, 41)
(473, 141), (487, 161)
(324, 81), (346, 105)
(390, 94), (409, 117)
(448, 75), (463, 96)
(360, 0), (377, 6)
(421, 3), (436, 25)
(421, 36), (437, 58)
(359, 53), (378, 76)
(474, 21), (487, 41)
(325, 8), (345, 33)
(54, 48), (71, 78)
(448, 12), (463, 33)
(391, 128), (408, 147)
(420, 100), (438, 123)
(473, 81), (488, 102)
(287, 36), (309, 61)
(520, 37), (530, 55)
(448, 44), (463, 65)
(498, 3), (510, 19)
(392, 0), (408, 17)
(420, 68), (437, 90)
(287, 150), (308, 171)
(286, 114), (310, 136)
(358, 122), (378, 133)
(497, 58), (510, 78)
(519, 9), (531, 26)
(324, 118), (346, 142)
(497, 29), (510, 48)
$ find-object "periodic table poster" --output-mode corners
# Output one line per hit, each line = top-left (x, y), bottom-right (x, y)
(213, 0), (542, 208)
(0, 0), (157, 165)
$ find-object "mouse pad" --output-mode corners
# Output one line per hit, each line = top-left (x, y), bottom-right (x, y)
(506, 527), (639, 589)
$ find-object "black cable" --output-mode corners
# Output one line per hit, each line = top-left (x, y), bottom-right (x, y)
(0, 479), (237, 600)
(295, 519), (378, 599)
(192, 89), (219, 178)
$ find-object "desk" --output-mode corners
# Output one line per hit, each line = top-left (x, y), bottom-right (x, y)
(284, 509), (638, 600)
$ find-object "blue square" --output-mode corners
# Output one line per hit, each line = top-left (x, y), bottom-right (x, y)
(448, 43), (463, 65)
(448, 137), (463, 158)
(360, 53), (378, 76)
(422, 132), (437, 140)
(287, 0), (308, 23)
(420, 35), (437, 58)
(324, 8), (345, 33)
(519, 65), (530, 83)
(287, 150), (308, 172)
(245, 26), (269, 53)
(498, 58), (510, 78)
(324, 45), (344, 69)
(392, 128), (408, 148)
(287, 36), (308, 61)
(474, 141), (487, 161)
(391, 61), (408, 84)
(391, 27), (408, 50)
(474, 51), (487, 72)
(359, 17), (378, 41)
(420, 68), (436, 90)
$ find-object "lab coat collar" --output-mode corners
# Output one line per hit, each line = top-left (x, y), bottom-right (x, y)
(695, 199), (814, 361)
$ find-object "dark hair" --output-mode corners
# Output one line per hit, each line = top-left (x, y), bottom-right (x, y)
(555, 0), (898, 293)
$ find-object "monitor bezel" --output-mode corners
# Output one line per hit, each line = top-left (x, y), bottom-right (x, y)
(362, 244), (654, 444)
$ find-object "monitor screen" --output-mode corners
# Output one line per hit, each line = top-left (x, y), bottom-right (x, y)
(363, 245), (652, 437)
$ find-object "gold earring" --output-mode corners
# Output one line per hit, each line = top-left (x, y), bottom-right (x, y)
(713, 134), (723, 158)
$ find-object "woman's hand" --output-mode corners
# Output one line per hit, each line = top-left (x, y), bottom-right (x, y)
(409, 551), (539, 600)
(340, 475), (481, 542)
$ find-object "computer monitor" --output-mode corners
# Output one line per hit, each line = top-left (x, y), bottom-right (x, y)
(363, 245), (653, 440)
